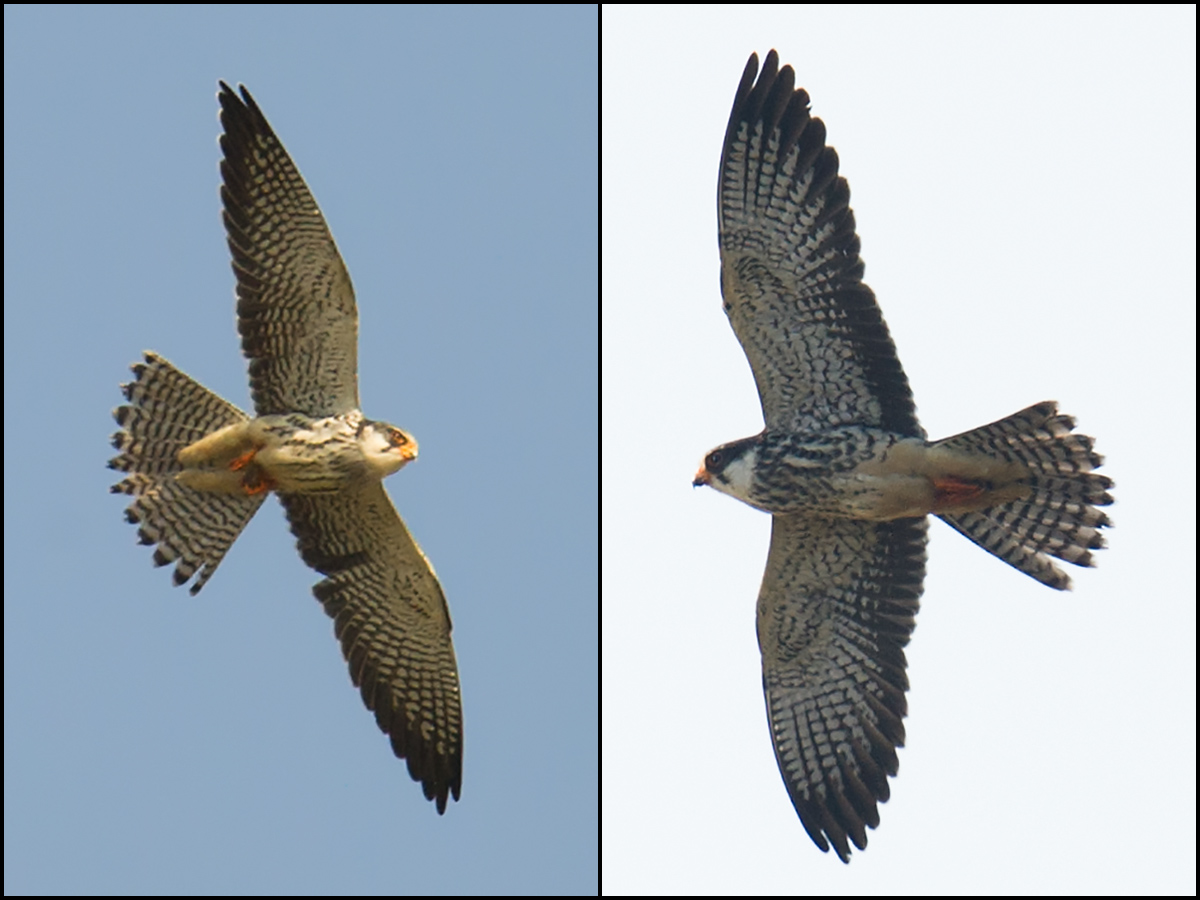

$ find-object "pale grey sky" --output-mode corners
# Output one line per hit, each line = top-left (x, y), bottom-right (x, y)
(603, 6), (1195, 893)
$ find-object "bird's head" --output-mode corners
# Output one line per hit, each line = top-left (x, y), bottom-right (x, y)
(693, 434), (761, 504)
(360, 420), (418, 479)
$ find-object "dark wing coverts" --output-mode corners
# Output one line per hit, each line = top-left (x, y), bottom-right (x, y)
(219, 82), (359, 418)
(721, 52), (930, 861)
(719, 51), (921, 439)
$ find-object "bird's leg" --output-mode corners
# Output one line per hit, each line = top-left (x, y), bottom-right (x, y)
(228, 448), (275, 495)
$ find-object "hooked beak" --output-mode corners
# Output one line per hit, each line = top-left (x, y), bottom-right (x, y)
(693, 465), (711, 487)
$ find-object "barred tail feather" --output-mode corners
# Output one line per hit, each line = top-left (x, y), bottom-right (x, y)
(934, 401), (1113, 590)
(108, 351), (265, 594)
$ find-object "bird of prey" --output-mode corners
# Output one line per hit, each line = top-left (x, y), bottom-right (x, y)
(109, 82), (462, 813)
(693, 51), (1113, 862)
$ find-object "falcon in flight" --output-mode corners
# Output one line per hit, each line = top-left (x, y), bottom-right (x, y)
(109, 82), (461, 813)
(693, 51), (1113, 862)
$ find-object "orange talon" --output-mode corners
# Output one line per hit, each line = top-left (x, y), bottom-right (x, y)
(240, 467), (274, 496)
(226, 447), (274, 495)
(229, 448), (258, 471)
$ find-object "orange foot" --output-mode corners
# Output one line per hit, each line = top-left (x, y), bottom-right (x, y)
(229, 448), (274, 495)
(229, 448), (258, 471)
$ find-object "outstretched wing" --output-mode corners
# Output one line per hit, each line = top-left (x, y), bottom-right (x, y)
(280, 484), (463, 812)
(757, 513), (927, 862)
(218, 82), (360, 418)
(719, 51), (922, 439)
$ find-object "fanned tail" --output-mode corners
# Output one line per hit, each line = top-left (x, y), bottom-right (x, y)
(934, 401), (1113, 590)
(108, 351), (265, 594)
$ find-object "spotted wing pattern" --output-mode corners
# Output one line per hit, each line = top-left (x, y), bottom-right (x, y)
(280, 485), (463, 812)
(719, 51), (921, 439)
(218, 82), (360, 418)
(109, 352), (266, 594)
(758, 514), (927, 863)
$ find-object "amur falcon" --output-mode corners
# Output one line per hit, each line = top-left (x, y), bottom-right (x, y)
(109, 83), (462, 813)
(693, 51), (1114, 862)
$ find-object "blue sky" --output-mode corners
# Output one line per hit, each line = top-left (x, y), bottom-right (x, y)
(603, 6), (1194, 894)
(4, 6), (596, 894)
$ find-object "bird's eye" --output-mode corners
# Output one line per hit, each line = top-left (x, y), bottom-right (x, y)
(707, 450), (723, 468)
(389, 429), (407, 446)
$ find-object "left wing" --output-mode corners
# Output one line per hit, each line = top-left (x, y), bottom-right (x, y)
(280, 483), (463, 812)
(757, 513), (927, 862)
